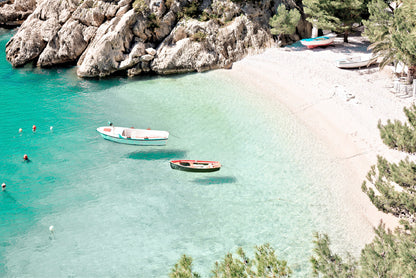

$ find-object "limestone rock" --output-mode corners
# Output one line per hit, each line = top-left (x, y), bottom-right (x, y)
(2, 0), (296, 77)
(77, 9), (138, 77)
(145, 47), (156, 55)
(151, 16), (273, 74)
(6, 0), (81, 67)
(139, 54), (153, 62)
(37, 0), (130, 67)
(119, 41), (146, 70)
(37, 19), (96, 66)
(0, 0), (37, 26)
(210, 0), (240, 23)
(127, 64), (142, 77)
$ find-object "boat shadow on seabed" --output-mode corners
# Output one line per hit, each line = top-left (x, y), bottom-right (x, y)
(192, 176), (237, 185)
(126, 149), (187, 160)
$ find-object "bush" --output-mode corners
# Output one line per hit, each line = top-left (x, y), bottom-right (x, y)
(133, 0), (149, 14)
(191, 31), (207, 42)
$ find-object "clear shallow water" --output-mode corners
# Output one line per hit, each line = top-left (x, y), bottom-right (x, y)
(0, 28), (371, 277)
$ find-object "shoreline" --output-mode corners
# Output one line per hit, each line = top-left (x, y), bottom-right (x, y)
(221, 36), (412, 235)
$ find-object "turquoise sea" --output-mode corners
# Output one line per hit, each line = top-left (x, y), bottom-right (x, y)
(0, 28), (372, 277)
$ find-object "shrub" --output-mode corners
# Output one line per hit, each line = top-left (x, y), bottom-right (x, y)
(133, 0), (149, 14)
(191, 31), (207, 42)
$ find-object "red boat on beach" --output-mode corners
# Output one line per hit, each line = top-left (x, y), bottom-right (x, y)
(170, 160), (221, 172)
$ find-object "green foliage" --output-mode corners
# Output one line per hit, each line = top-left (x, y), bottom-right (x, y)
(362, 155), (416, 218)
(169, 255), (201, 278)
(303, 0), (364, 42)
(179, 0), (202, 19)
(364, 0), (416, 78)
(310, 233), (358, 277)
(147, 13), (160, 30)
(378, 104), (416, 153)
(212, 244), (292, 278)
(165, 0), (175, 10)
(211, 244), (292, 277)
(211, 248), (248, 278)
(133, 0), (149, 14)
(252, 244), (292, 278)
(360, 223), (416, 277)
(191, 31), (207, 42)
(269, 4), (301, 41)
(311, 223), (416, 277)
(171, 245), (291, 278)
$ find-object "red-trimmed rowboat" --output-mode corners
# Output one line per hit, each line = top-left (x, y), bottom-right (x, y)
(170, 160), (221, 172)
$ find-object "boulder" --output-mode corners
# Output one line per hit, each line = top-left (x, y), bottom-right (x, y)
(77, 9), (138, 77)
(145, 47), (156, 55)
(6, 0), (81, 66)
(37, 0), (131, 67)
(0, 0), (37, 26)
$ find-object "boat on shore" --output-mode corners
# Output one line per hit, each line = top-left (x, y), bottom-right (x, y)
(170, 160), (221, 172)
(336, 54), (376, 69)
(96, 126), (169, 146)
(300, 34), (336, 49)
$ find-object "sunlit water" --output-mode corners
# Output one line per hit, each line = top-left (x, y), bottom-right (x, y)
(0, 28), (372, 277)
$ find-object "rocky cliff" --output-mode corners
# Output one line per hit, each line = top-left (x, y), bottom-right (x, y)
(2, 0), (309, 78)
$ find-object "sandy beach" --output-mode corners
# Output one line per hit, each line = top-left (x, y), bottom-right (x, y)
(223, 36), (414, 234)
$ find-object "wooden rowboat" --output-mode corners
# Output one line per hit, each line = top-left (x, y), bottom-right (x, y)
(335, 54), (376, 69)
(96, 126), (169, 146)
(170, 160), (221, 172)
(300, 35), (336, 49)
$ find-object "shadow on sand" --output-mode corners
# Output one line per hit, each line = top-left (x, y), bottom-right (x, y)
(193, 176), (237, 185)
(126, 149), (187, 160)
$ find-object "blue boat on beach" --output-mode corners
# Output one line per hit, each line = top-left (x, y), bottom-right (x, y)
(97, 126), (169, 146)
(300, 34), (336, 49)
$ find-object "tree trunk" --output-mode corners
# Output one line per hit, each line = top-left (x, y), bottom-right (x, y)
(343, 30), (349, 43)
(407, 65), (416, 84)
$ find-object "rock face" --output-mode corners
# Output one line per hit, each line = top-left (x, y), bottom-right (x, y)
(0, 0), (37, 26)
(151, 16), (273, 74)
(2, 0), (310, 78)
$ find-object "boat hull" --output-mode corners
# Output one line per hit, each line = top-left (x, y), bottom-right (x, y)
(97, 126), (169, 146)
(99, 132), (168, 146)
(170, 160), (221, 172)
(336, 59), (375, 69)
(300, 36), (336, 49)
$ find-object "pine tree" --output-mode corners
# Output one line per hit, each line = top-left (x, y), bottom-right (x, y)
(364, 0), (416, 80)
(378, 104), (416, 153)
(303, 0), (364, 42)
(311, 223), (416, 277)
(360, 223), (416, 277)
(362, 155), (416, 219)
(169, 255), (201, 278)
(269, 4), (301, 42)
(211, 244), (292, 278)
(310, 233), (358, 277)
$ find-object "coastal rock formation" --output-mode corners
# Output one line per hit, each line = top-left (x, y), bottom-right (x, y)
(0, 0), (37, 26)
(6, 0), (81, 67)
(2, 0), (309, 78)
(151, 16), (273, 74)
